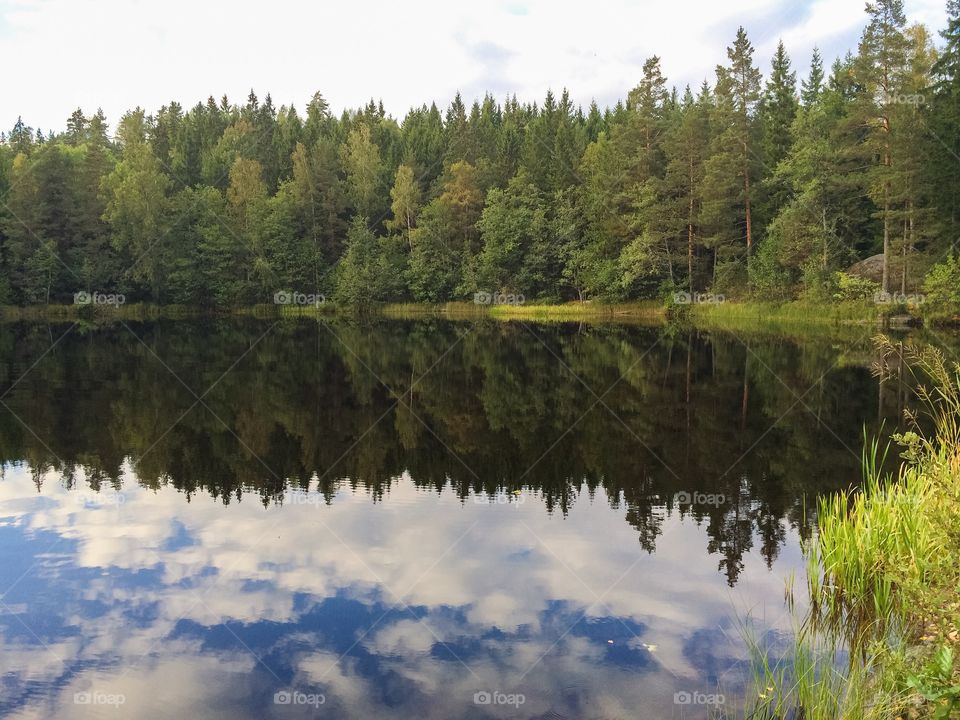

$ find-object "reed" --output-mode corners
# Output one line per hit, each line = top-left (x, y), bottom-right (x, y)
(743, 337), (960, 719)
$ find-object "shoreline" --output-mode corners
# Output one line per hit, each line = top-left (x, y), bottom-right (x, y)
(0, 299), (940, 328)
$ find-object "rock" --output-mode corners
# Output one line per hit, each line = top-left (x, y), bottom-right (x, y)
(847, 254), (922, 292)
(847, 254), (886, 284)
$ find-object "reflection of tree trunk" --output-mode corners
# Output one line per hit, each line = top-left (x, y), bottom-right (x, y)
(901, 219), (908, 295)
(897, 342), (905, 426)
(711, 337), (716, 381)
(817, 375), (823, 428)
(878, 358), (884, 425)
(740, 346), (749, 433)
(685, 332), (692, 432)
(664, 342), (673, 389)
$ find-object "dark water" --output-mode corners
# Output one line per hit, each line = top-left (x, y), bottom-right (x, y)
(0, 319), (909, 719)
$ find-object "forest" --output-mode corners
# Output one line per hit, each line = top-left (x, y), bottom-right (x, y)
(1, 0), (960, 309)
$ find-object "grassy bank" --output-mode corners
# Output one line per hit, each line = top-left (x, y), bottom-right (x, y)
(0, 299), (927, 330)
(685, 300), (897, 331)
(0, 303), (207, 322)
(746, 339), (960, 719)
(379, 300), (667, 322)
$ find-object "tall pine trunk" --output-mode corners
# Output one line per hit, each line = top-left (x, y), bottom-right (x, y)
(688, 158), (695, 294)
(882, 179), (890, 295)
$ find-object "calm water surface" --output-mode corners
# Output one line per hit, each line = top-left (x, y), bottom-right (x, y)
(0, 319), (910, 718)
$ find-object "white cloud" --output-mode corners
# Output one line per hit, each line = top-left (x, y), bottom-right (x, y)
(0, 0), (948, 133)
(0, 463), (804, 718)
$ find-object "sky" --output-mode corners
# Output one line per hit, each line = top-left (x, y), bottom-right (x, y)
(0, 0), (950, 134)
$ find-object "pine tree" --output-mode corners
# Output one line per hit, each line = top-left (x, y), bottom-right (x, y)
(65, 109), (87, 146)
(855, 0), (909, 293)
(700, 28), (762, 289)
(759, 41), (798, 171)
(663, 84), (712, 293)
(929, 0), (960, 237)
(756, 41), (799, 248)
(102, 110), (171, 301)
(340, 124), (385, 221)
(387, 164), (421, 248)
(801, 48), (825, 107)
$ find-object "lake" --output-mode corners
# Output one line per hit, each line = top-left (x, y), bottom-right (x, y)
(0, 318), (911, 718)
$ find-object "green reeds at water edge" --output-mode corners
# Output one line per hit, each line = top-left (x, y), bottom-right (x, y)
(742, 338), (960, 720)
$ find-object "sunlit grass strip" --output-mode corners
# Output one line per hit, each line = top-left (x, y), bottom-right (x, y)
(0, 303), (203, 321)
(487, 301), (664, 321)
(687, 301), (889, 330)
(381, 301), (666, 322)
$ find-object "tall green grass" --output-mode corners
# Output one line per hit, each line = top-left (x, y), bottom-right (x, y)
(686, 300), (889, 332)
(743, 338), (960, 719)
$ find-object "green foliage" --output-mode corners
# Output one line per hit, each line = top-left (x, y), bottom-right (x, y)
(750, 338), (960, 720)
(831, 272), (880, 301)
(907, 646), (960, 720)
(334, 218), (405, 307)
(922, 255), (960, 315)
(1, 1), (958, 312)
(473, 171), (551, 297)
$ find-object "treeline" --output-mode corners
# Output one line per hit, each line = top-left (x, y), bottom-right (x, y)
(2, 0), (959, 307)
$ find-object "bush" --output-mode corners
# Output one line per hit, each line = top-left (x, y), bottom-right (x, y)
(831, 271), (880, 302)
(922, 255), (960, 316)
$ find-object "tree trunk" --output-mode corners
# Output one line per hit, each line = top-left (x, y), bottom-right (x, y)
(744, 154), (753, 291)
(664, 238), (674, 283)
(744, 169), (753, 255)
(821, 209), (828, 270)
(688, 158), (695, 294)
(907, 200), (915, 293)
(882, 181), (890, 295)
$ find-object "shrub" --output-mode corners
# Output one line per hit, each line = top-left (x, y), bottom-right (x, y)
(831, 271), (880, 302)
(922, 255), (960, 318)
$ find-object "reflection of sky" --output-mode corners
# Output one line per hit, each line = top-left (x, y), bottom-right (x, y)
(0, 465), (804, 719)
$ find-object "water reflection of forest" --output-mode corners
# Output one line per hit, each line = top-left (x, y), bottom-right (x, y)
(0, 319), (908, 584)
